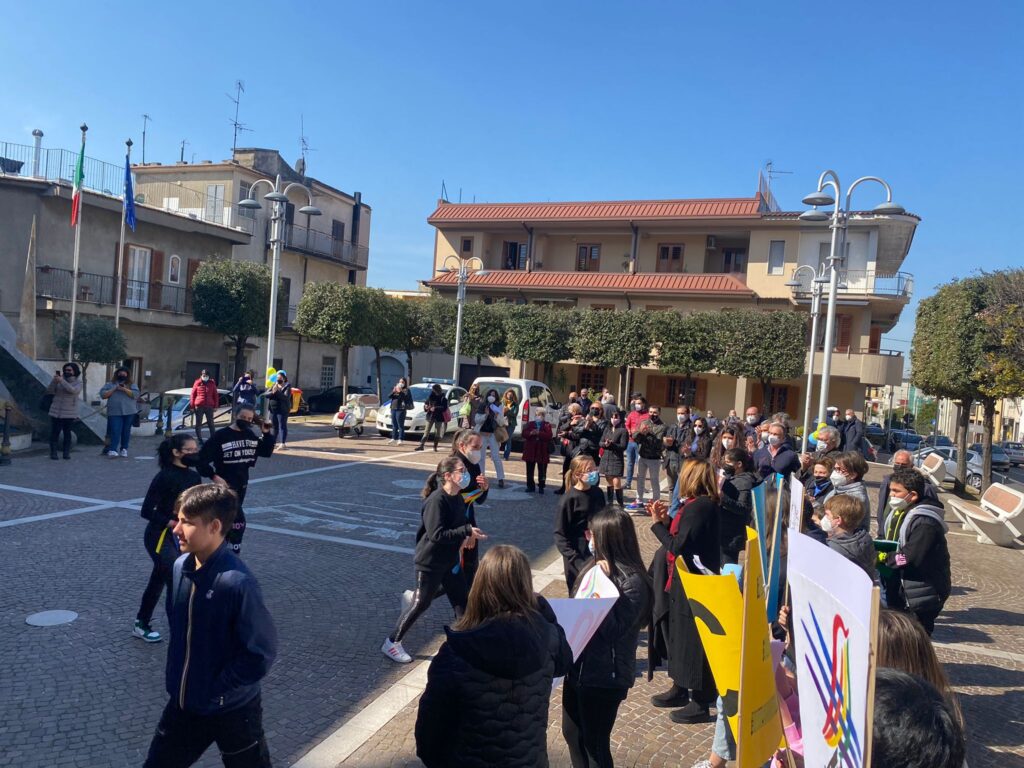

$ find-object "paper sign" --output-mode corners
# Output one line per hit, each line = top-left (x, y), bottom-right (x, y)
(548, 597), (617, 663)
(765, 486), (786, 622)
(737, 527), (783, 768)
(677, 558), (744, 740)
(789, 474), (804, 532)
(573, 564), (621, 601)
(788, 530), (875, 768)
(750, 481), (768, 578)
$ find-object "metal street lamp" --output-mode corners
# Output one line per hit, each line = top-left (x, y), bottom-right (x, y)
(799, 170), (905, 427)
(239, 175), (321, 404)
(440, 254), (488, 383)
(785, 263), (828, 452)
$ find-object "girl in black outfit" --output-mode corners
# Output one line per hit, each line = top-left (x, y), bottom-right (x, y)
(719, 448), (758, 565)
(416, 384), (449, 452)
(267, 371), (292, 449)
(133, 434), (202, 643)
(554, 454), (607, 592)
(416, 545), (572, 768)
(599, 410), (629, 505)
(388, 377), (415, 445)
(450, 429), (489, 586)
(382, 456), (487, 664)
(563, 506), (654, 768)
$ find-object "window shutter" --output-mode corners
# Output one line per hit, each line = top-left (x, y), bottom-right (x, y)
(149, 250), (165, 309)
(695, 379), (708, 411)
(646, 375), (667, 407)
(836, 314), (852, 352)
(869, 326), (882, 354)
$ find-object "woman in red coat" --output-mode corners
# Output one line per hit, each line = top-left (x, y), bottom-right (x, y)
(522, 407), (553, 494)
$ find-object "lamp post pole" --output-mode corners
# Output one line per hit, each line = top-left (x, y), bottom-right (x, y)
(789, 264), (825, 452)
(442, 255), (486, 386)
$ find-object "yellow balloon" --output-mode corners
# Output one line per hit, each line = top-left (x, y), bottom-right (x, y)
(265, 367), (277, 387)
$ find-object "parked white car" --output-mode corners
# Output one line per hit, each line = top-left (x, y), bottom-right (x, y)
(148, 388), (233, 432)
(468, 377), (560, 442)
(376, 382), (466, 439)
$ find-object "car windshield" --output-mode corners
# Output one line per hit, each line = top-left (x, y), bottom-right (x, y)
(408, 384), (434, 403)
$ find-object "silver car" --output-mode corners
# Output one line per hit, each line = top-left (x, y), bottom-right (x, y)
(999, 441), (1024, 467)
(911, 446), (986, 490)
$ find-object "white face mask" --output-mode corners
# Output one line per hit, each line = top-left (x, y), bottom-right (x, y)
(487, 395), (496, 403)
(830, 470), (848, 488)
(694, 426), (704, 435)
(201, 375), (209, 382)
(747, 415), (759, 425)
(722, 438), (734, 449)
(466, 449), (482, 464)
(768, 435), (781, 447)
(888, 495), (909, 511)
(820, 515), (834, 534)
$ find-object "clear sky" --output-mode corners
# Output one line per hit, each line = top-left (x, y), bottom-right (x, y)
(3, 1), (1021, 356)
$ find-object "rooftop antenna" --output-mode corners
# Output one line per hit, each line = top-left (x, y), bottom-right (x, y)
(759, 159), (791, 213)
(227, 80), (252, 154)
(440, 180), (449, 202)
(141, 114), (152, 164)
(179, 139), (189, 163)
(297, 114), (316, 177)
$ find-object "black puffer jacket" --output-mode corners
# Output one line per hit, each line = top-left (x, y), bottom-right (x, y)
(570, 566), (653, 690)
(720, 471), (758, 564)
(415, 598), (573, 768)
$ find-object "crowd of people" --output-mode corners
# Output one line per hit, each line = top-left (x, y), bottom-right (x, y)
(64, 362), (963, 767)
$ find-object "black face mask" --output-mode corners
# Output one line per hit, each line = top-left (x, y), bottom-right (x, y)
(722, 465), (736, 478)
(63, 372), (74, 380)
(116, 375), (128, 382)
(180, 452), (201, 467)
(235, 418), (253, 430)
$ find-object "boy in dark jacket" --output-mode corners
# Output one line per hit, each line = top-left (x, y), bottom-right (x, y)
(144, 484), (277, 768)
(822, 494), (877, 582)
(195, 403), (275, 554)
(880, 468), (951, 634)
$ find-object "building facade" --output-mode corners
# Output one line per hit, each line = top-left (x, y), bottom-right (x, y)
(424, 187), (918, 419)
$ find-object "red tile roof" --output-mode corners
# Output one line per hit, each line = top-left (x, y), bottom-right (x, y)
(425, 270), (756, 297)
(427, 197), (763, 225)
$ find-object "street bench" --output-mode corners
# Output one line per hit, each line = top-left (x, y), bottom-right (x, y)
(921, 452), (947, 488)
(949, 483), (1024, 548)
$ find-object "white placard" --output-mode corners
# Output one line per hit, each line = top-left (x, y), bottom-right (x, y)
(789, 473), (805, 531)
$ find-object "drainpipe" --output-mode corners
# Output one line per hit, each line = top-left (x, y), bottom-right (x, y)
(522, 223), (534, 272)
(31, 130), (43, 177)
(629, 222), (639, 274)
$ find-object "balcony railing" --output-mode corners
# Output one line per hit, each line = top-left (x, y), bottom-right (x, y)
(36, 266), (190, 314)
(788, 269), (914, 299)
(1, 140), (254, 234)
(270, 223), (369, 269)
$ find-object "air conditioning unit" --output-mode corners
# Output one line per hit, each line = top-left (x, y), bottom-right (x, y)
(706, 236), (717, 249)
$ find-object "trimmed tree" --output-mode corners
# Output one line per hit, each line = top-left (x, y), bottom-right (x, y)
(655, 311), (721, 404)
(360, 289), (407, 401)
(716, 310), (807, 409)
(571, 309), (655, 402)
(191, 260), (273, 376)
(393, 300), (433, 384)
(503, 304), (573, 385)
(293, 282), (368, 402)
(53, 315), (127, 402)
(458, 301), (509, 381)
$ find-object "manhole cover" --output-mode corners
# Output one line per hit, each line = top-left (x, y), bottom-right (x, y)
(26, 610), (78, 627)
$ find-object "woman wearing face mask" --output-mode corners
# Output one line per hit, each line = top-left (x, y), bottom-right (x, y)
(132, 434), (203, 643)
(806, 457), (835, 515)
(562, 507), (654, 768)
(231, 369), (260, 412)
(685, 416), (713, 461)
(100, 366), (141, 458)
(574, 403), (607, 462)
(752, 422), (800, 482)
(450, 430), (490, 585)
(500, 389), (519, 460)
(599, 410), (629, 505)
(473, 388), (506, 487)
(521, 408), (553, 494)
(382, 456), (488, 664)
(387, 377), (414, 446)
(46, 362), (82, 460)
(267, 371), (292, 449)
(709, 426), (740, 472)
(823, 451), (871, 532)
(718, 448), (758, 565)
(459, 383), (482, 429)
(554, 455), (606, 592)
(416, 383), (450, 452)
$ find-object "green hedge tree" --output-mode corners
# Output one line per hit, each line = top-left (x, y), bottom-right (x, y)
(716, 310), (807, 411)
(293, 282), (369, 402)
(53, 315), (127, 402)
(503, 304), (574, 385)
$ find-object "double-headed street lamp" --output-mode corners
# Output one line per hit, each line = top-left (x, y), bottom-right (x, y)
(439, 255), (488, 383)
(786, 263), (829, 452)
(798, 171), (905, 428)
(239, 176), (321, 398)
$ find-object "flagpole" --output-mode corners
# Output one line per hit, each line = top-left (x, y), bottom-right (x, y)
(67, 123), (88, 363)
(114, 138), (133, 328)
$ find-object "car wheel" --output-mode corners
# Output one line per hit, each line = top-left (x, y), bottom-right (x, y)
(967, 473), (982, 490)
(337, 428), (344, 438)
(355, 426), (363, 436)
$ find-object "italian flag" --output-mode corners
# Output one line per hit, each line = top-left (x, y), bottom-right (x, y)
(70, 139), (85, 227)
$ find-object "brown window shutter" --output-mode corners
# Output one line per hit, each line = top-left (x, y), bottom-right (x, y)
(787, 386), (800, 413)
(149, 250), (165, 309)
(836, 314), (852, 352)
(751, 384), (765, 412)
(695, 379), (708, 411)
(869, 326), (881, 354)
(647, 375), (666, 408)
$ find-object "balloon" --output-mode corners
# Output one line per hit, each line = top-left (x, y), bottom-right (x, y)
(265, 367), (277, 388)
(807, 421), (827, 447)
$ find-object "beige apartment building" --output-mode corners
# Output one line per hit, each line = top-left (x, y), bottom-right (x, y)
(134, 148), (374, 392)
(424, 187), (918, 417)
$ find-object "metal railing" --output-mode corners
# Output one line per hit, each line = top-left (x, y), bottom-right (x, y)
(788, 269), (913, 299)
(36, 266), (190, 314)
(0, 140), (253, 234)
(272, 223), (369, 268)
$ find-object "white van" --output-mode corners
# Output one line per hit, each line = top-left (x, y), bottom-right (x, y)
(468, 377), (560, 442)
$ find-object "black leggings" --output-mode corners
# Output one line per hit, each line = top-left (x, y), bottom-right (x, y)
(419, 420), (445, 447)
(50, 417), (75, 456)
(562, 677), (627, 768)
(137, 521), (178, 626)
(390, 569), (468, 643)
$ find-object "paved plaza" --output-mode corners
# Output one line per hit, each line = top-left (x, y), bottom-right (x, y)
(1, 418), (1023, 767)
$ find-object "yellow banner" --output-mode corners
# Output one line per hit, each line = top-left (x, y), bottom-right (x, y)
(737, 527), (783, 768)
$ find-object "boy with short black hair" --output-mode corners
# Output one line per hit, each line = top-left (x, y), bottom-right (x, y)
(872, 668), (966, 768)
(144, 484), (277, 768)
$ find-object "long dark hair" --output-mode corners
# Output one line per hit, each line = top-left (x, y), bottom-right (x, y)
(710, 425), (739, 469)
(422, 456), (463, 498)
(156, 433), (197, 470)
(575, 505), (654, 598)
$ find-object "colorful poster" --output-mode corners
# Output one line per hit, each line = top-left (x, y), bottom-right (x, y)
(750, 481), (768, 576)
(548, 597), (617, 663)
(765, 486), (786, 622)
(677, 559), (744, 739)
(574, 564), (621, 601)
(789, 474), (805, 532)
(787, 530), (876, 768)
(737, 527), (783, 768)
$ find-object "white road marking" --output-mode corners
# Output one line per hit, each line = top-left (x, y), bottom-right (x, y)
(0, 502), (122, 528)
(245, 523), (416, 555)
(288, 556), (565, 768)
(248, 450), (413, 485)
(0, 483), (116, 505)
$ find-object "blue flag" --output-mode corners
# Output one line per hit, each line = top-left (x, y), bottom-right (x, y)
(123, 154), (136, 231)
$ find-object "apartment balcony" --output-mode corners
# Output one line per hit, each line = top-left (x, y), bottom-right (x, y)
(37, 266), (191, 314)
(806, 346), (905, 387)
(787, 269), (914, 301)
(271, 223), (369, 269)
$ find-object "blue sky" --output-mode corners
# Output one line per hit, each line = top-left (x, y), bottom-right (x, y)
(3, 1), (1021, 355)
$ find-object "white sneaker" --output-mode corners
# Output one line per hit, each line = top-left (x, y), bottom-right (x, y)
(691, 761), (713, 768)
(386, 438), (396, 445)
(381, 638), (412, 663)
(107, 450), (118, 457)
(119, 449), (128, 458)
(133, 621), (162, 643)
(397, 439), (404, 446)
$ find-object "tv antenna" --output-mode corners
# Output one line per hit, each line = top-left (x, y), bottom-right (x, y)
(227, 80), (252, 153)
(141, 114), (152, 164)
(764, 159), (792, 182)
(179, 139), (189, 163)
(297, 114), (316, 177)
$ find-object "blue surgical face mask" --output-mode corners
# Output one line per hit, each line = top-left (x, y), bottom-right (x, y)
(456, 472), (471, 490)
(585, 470), (601, 486)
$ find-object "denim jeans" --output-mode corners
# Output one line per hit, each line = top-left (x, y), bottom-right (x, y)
(271, 411), (288, 444)
(711, 696), (736, 760)
(108, 414), (134, 453)
(391, 409), (406, 441)
(625, 441), (639, 484)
